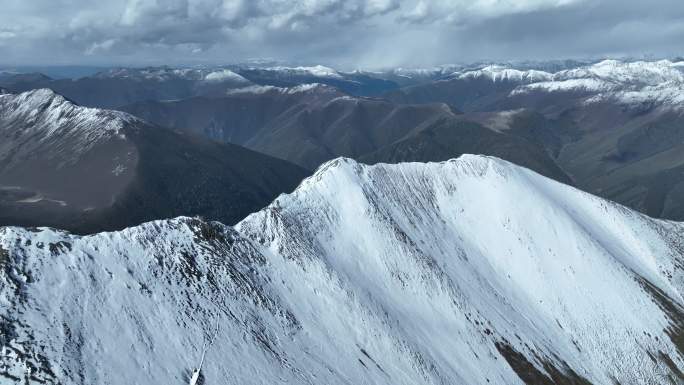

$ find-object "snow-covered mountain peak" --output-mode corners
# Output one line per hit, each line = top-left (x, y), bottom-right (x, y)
(0, 88), (139, 138)
(236, 156), (684, 384)
(4, 156), (684, 384)
(5, 87), (68, 107)
(264, 64), (343, 79)
(462, 59), (684, 87)
(456, 65), (553, 83)
(508, 59), (684, 108)
(556, 59), (684, 85)
(0, 89), (142, 164)
(287, 154), (514, 193)
(93, 66), (251, 84)
(226, 82), (342, 96)
(202, 69), (250, 83)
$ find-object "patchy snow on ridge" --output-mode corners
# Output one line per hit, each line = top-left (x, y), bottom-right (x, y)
(203, 69), (250, 83)
(2, 155), (684, 384)
(0, 89), (137, 163)
(94, 67), (250, 84)
(556, 59), (684, 85)
(508, 59), (684, 108)
(266, 65), (343, 79)
(511, 78), (614, 94)
(226, 82), (339, 95)
(95, 67), (204, 81)
(456, 65), (553, 83)
(385, 65), (464, 79)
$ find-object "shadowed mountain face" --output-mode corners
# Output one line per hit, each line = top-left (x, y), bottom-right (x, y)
(359, 118), (573, 185)
(120, 84), (348, 153)
(120, 87), (571, 184)
(6, 60), (683, 220)
(3, 156), (684, 384)
(549, 105), (684, 220)
(122, 87), (457, 170)
(0, 89), (309, 233)
(471, 106), (684, 220)
(385, 76), (527, 112)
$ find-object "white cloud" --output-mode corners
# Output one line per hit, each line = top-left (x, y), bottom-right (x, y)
(85, 39), (119, 55)
(401, 0), (584, 24)
(0, 0), (683, 67)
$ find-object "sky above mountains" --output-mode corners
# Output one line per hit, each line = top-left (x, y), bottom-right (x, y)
(2, 0), (684, 68)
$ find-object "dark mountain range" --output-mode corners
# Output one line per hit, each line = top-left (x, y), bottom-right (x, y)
(380, 59), (684, 220)
(5, 59), (683, 221)
(0, 89), (309, 233)
(0, 72), (53, 93)
(385, 75), (524, 112)
(0, 68), (253, 108)
(0, 65), (402, 109)
(120, 84), (347, 152)
(359, 117), (573, 185)
(120, 85), (570, 183)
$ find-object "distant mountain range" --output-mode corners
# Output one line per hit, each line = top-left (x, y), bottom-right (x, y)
(3, 59), (684, 385)
(3, 156), (684, 384)
(0, 65), (404, 108)
(0, 89), (308, 233)
(384, 59), (684, 220)
(120, 84), (571, 183)
(2, 58), (684, 224)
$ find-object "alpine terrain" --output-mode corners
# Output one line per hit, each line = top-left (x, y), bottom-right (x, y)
(120, 83), (571, 183)
(384, 59), (684, 221)
(0, 89), (309, 233)
(2, 155), (684, 384)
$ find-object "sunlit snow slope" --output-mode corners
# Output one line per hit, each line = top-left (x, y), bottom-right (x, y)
(2, 155), (684, 384)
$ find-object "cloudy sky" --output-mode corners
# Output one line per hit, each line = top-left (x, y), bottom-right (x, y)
(2, 0), (684, 68)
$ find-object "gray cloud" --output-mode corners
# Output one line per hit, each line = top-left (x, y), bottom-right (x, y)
(1, 0), (683, 68)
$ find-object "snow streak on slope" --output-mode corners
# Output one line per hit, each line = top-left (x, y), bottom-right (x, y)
(2, 156), (684, 384)
(456, 60), (684, 108)
(266, 65), (343, 79)
(203, 69), (250, 83)
(457, 65), (553, 83)
(225, 83), (340, 96)
(0, 89), (138, 166)
(94, 67), (249, 84)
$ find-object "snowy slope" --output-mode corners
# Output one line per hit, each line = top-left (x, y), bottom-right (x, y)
(505, 59), (684, 108)
(0, 88), (134, 141)
(457, 65), (553, 83)
(225, 82), (342, 96)
(452, 60), (684, 108)
(0, 88), (138, 167)
(265, 65), (343, 79)
(94, 67), (250, 85)
(3, 155), (684, 384)
(202, 69), (251, 84)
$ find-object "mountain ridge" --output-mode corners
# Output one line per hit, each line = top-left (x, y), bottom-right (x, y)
(120, 87), (572, 185)
(0, 88), (310, 233)
(3, 155), (684, 384)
